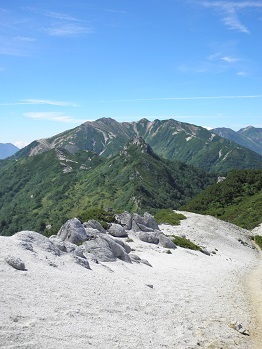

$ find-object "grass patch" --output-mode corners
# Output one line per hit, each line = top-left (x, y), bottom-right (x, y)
(171, 235), (201, 251)
(254, 235), (262, 250)
(78, 207), (116, 229)
(154, 208), (186, 226)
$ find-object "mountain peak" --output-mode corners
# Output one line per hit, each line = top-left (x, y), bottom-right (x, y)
(126, 137), (155, 156)
(238, 125), (254, 133)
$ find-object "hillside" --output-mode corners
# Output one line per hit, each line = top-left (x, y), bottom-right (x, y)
(0, 143), (19, 159)
(212, 126), (262, 155)
(0, 149), (103, 236)
(0, 138), (216, 236)
(181, 169), (262, 229)
(15, 118), (262, 173)
(66, 137), (216, 213)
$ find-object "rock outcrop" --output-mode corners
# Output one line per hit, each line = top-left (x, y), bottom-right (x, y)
(84, 234), (131, 263)
(132, 213), (160, 233)
(108, 223), (127, 238)
(57, 218), (88, 245)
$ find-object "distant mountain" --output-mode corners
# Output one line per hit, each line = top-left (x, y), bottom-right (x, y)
(15, 118), (262, 173)
(212, 126), (262, 155)
(0, 143), (19, 159)
(0, 138), (216, 236)
(181, 169), (262, 230)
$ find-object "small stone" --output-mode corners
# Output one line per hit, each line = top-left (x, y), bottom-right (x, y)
(146, 284), (154, 289)
(5, 256), (26, 271)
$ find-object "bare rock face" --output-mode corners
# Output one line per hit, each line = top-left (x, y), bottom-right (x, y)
(84, 234), (131, 263)
(72, 255), (91, 269)
(14, 231), (61, 256)
(115, 212), (132, 230)
(57, 218), (88, 245)
(108, 223), (128, 238)
(132, 213), (160, 232)
(5, 255), (26, 271)
(84, 220), (106, 234)
(112, 238), (132, 254)
(158, 234), (177, 249)
(138, 232), (160, 244)
(129, 254), (152, 267)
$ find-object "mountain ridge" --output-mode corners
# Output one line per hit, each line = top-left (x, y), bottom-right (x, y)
(0, 138), (216, 236)
(0, 143), (19, 159)
(212, 126), (262, 155)
(15, 118), (262, 173)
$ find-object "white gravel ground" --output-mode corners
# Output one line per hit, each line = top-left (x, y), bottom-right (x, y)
(0, 212), (261, 349)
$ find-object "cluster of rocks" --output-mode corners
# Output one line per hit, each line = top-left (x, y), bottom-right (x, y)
(5, 212), (177, 271)
(53, 212), (177, 265)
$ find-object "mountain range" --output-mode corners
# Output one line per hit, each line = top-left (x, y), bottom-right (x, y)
(16, 118), (262, 173)
(0, 143), (19, 159)
(0, 137), (216, 236)
(1, 117), (261, 236)
(212, 126), (262, 155)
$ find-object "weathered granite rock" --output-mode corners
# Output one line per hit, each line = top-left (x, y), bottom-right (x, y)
(138, 231), (160, 244)
(115, 212), (132, 230)
(84, 234), (131, 263)
(143, 212), (160, 230)
(158, 234), (177, 249)
(84, 220), (106, 234)
(84, 228), (101, 238)
(132, 213), (160, 232)
(73, 246), (86, 258)
(108, 223), (127, 238)
(113, 238), (132, 254)
(5, 255), (26, 271)
(73, 256), (91, 269)
(49, 236), (67, 252)
(19, 241), (34, 252)
(57, 218), (87, 245)
(129, 254), (152, 267)
(64, 241), (78, 253)
(14, 231), (61, 256)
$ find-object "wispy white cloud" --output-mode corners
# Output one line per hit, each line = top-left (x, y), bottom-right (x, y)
(24, 112), (85, 123)
(237, 71), (249, 76)
(100, 95), (262, 102)
(199, 1), (262, 33)
(42, 11), (81, 22)
(0, 99), (79, 106)
(15, 36), (36, 42)
(27, 7), (93, 37)
(14, 141), (29, 149)
(202, 125), (213, 130)
(220, 56), (239, 63)
(46, 23), (93, 37)
(208, 52), (240, 63)
(21, 99), (79, 107)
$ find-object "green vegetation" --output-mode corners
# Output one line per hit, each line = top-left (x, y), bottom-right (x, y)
(78, 208), (116, 229)
(154, 208), (186, 225)
(0, 149), (103, 236)
(171, 235), (201, 251)
(0, 140), (216, 236)
(16, 118), (262, 173)
(254, 235), (262, 250)
(182, 169), (262, 230)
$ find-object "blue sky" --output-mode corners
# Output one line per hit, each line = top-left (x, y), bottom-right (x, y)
(1, 0), (262, 147)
